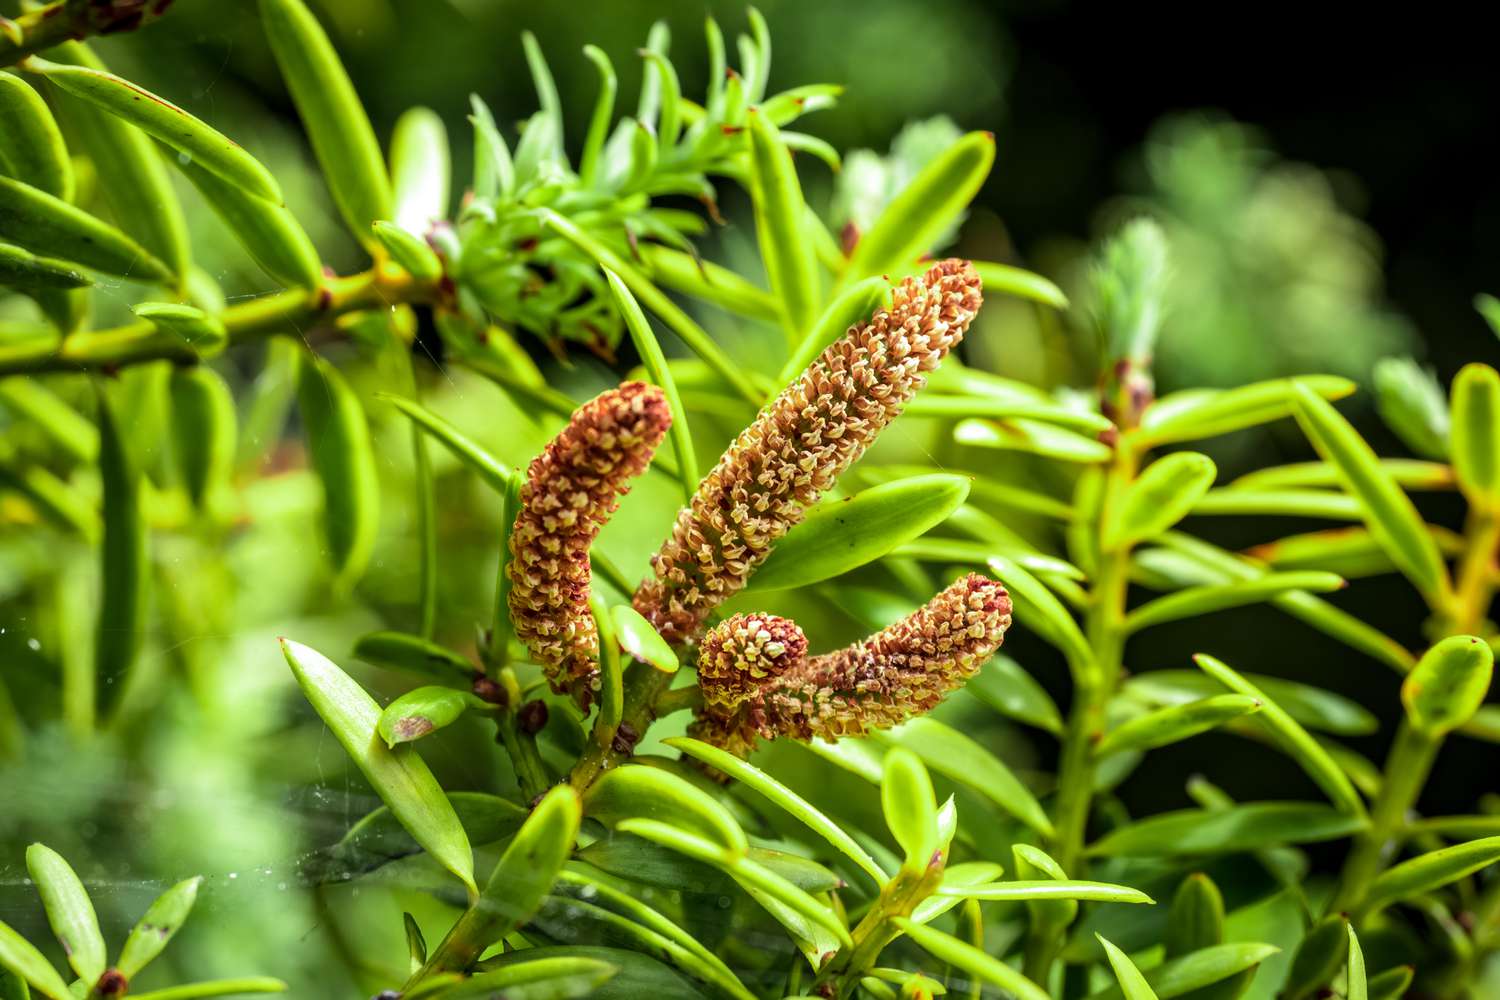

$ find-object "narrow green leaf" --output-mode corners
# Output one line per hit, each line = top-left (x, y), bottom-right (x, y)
(943, 880), (1151, 903)
(893, 918), (1050, 1000)
(618, 818), (851, 948)
(1247, 523), (1463, 580)
(666, 737), (888, 885)
(1124, 670), (1375, 736)
(1367, 965), (1414, 1000)
(372, 221), (442, 282)
(1191, 488), (1362, 520)
(279, 639), (475, 891)
(895, 536), (1083, 581)
(881, 747), (938, 871)
(427, 785), (579, 972)
(168, 365), (236, 508)
(1165, 873), (1222, 957)
(389, 107), (449, 236)
(28, 58), (281, 202)
(638, 243), (779, 323)
(0, 243), (89, 291)
(377, 686), (485, 747)
(1133, 375), (1356, 447)
(1364, 835), (1500, 913)
(843, 131), (994, 282)
(1095, 695), (1262, 757)
(1373, 357), (1451, 460)
(987, 555), (1093, 674)
(610, 605), (677, 673)
(24, 844), (104, 984)
(1231, 458), (1455, 492)
(126, 978), (287, 999)
(298, 352), (380, 586)
(747, 109), (820, 340)
(1346, 926), (1367, 1000)
(604, 267), (697, 504)
(379, 394), (514, 494)
(880, 717), (1054, 837)
(1195, 654), (1367, 815)
(1451, 363), (1500, 510)
(1098, 935), (1160, 1000)
(117, 877), (201, 978)
(1282, 914), (1348, 1000)
(445, 957), (617, 999)
(1291, 382), (1452, 602)
(95, 387), (146, 719)
(135, 303), (227, 357)
(584, 763), (747, 852)
(965, 654), (1063, 735)
(1125, 572), (1344, 632)
(259, 0), (393, 245)
(1079, 944), (1280, 1000)
(579, 45), (617, 186)
(749, 474), (970, 592)
(1104, 452), (1217, 550)
(589, 591), (624, 739)
(0, 175), (170, 281)
(179, 158), (322, 289)
(1402, 634), (1494, 736)
(352, 631), (475, 684)
(973, 260), (1067, 308)
(542, 210), (763, 404)
(45, 42), (191, 284)
(0, 922), (76, 1000)
(467, 95), (513, 199)
(0, 71), (71, 199)
(777, 275), (889, 385)
(956, 417), (1113, 463)
(1088, 802), (1365, 856)
(0, 382), (95, 464)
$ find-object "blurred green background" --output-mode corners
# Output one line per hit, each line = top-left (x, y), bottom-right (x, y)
(2, 0), (1498, 994)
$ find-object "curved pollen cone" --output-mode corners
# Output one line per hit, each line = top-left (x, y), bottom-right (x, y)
(508, 381), (671, 706)
(697, 613), (809, 712)
(634, 259), (983, 645)
(692, 574), (1011, 756)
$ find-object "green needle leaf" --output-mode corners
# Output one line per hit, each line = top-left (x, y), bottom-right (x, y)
(1093, 695), (1263, 758)
(1103, 452), (1216, 550)
(666, 737), (888, 885)
(1291, 382), (1452, 603)
(1097, 935), (1160, 1000)
(1402, 635), (1494, 737)
(0, 919), (72, 1000)
(610, 605), (677, 672)
(352, 631), (476, 684)
(605, 267), (697, 504)
(167, 365), (236, 509)
(137, 303), (228, 358)
(28, 58), (282, 203)
(389, 107), (450, 237)
(279, 639), (475, 892)
(880, 718), (1054, 837)
(940, 880), (1152, 903)
(1346, 926), (1367, 1000)
(893, 918), (1049, 1000)
(126, 978), (288, 999)
(1124, 572), (1345, 633)
(297, 352), (380, 588)
(24, 844), (105, 984)
(747, 109), (821, 342)
(1195, 654), (1367, 816)
(95, 386), (147, 720)
(118, 877), (201, 978)
(178, 158), (323, 289)
(842, 131), (995, 283)
(1088, 802), (1365, 856)
(584, 763), (747, 853)
(1363, 835), (1500, 914)
(0, 70), (72, 200)
(371, 221), (442, 282)
(1451, 362), (1500, 510)
(0, 175), (171, 282)
(1133, 375), (1356, 447)
(259, 0), (393, 248)
(379, 394), (514, 494)
(881, 746), (939, 872)
(377, 686), (486, 747)
(0, 243), (90, 291)
(639, 244), (779, 323)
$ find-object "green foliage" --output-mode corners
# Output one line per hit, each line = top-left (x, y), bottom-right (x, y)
(0, 4), (1497, 999)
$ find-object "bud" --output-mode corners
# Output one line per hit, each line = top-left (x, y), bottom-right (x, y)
(634, 259), (983, 644)
(508, 381), (671, 705)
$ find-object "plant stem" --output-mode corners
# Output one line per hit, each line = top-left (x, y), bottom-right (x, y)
(0, 0), (174, 68)
(569, 662), (672, 789)
(0, 270), (433, 375)
(1026, 452), (1136, 982)
(1331, 719), (1439, 915)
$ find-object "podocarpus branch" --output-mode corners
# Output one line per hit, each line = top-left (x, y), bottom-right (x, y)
(0, 1), (175, 68)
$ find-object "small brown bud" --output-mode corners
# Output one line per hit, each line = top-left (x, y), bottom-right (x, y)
(518, 699), (549, 735)
(95, 969), (128, 998)
(471, 675), (506, 706)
